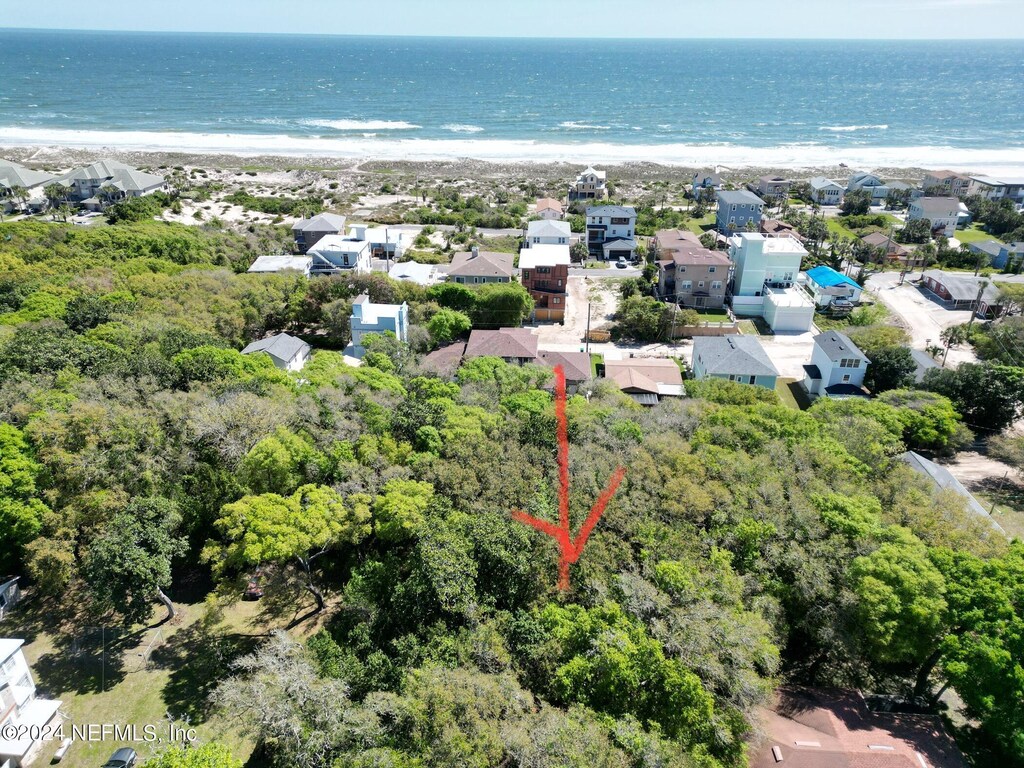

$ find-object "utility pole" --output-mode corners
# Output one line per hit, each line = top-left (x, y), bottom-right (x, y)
(585, 302), (591, 354)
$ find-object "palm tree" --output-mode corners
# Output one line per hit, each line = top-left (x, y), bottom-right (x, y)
(9, 186), (29, 213)
(98, 184), (122, 209)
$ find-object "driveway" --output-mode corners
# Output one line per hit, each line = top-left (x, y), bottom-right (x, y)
(865, 272), (977, 366)
(754, 331), (817, 379)
(536, 275), (621, 346)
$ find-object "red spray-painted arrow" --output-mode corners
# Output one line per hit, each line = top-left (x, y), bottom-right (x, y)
(512, 365), (627, 591)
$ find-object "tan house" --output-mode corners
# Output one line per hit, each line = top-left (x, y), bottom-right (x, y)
(651, 229), (730, 309)
(923, 170), (971, 198)
(569, 166), (607, 201)
(535, 198), (565, 220)
(756, 175), (791, 199)
(604, 358), (685, 406)
(447, 247), (515, 284)
(861, 231), (921, 266)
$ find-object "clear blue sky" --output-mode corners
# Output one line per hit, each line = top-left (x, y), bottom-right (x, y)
(4, 0), (1023, 39)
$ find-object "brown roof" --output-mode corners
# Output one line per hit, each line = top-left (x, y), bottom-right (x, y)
(605, 358), (683, 394)
(862, 232), (909, 255)
(761, 218), (806, 242)
(536, 198), (564, 213)
(536, 350), (592, 383)
(652, 229), (730, 267)
(418, 342), (466, 377)
(464, 328), (538, 360)
(652, 228), (702, 252)
(750, 688), (966, 768)
(448, 250), (515, 279)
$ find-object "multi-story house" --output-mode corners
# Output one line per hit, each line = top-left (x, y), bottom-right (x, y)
(585, 205), (637, 260)
(347, 224), (407, 262)
(349, 294), (409, 356)
(55, 159), (165, 208)
(519, 245), (570, 322)
(966, 175), (1024, 204)
(691, 169), (724, 200)
(293, 213), (347, 253)
(651, 230), (730, 309)
(728, 232), (815, 332)
(535, 198), (564, 220)
(802, 331), (870, 398)
(715, 190), (765, 234)
(569, 166), (608, 201)
(0, 160), (56, 213)
(923, 170), (971, 198)
(756, 175), (791, 200)
(308, 234), (371, 275)
(447, 248), (515, 284)
(525, 219), (571, 247)
(907, 196), (960, 238)
(847, 171), (890, 203)
(0, 638), (62, 768)
(809, 177), (844, 206)
(804, 266), (863, 307)
(692, 335), (780, 389)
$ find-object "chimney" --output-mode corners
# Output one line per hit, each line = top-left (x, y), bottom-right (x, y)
(471, 245), (480, 258)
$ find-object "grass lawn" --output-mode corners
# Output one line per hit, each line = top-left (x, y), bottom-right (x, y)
(825, 218), (857, 240)
(737, 319), (760, 335)
(693, 307), (731, 322)
(685, 213), (716, 235)
(776, 378), (811, 410)
(590, 353), (604, 377)
(954, 224), (1003, 245)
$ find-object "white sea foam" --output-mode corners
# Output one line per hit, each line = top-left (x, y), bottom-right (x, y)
(442, 124), (485, 133)
(304, 119), (421, 131)
(559, 121), (611, 131)
(819, 124), (890, 132)
(3, 126), (1024, 174)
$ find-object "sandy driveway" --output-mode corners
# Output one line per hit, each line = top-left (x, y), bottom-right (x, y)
(536, 275), (621, 345)
(865, 272), (977, 366)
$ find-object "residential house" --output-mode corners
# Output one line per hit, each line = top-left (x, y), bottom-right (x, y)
(241, 333), (312, 372)
(651, 229), (730, 308)
(900, 452), (1006, 535)
(347, 224), (407, 262)
(0, 638), (62, 768)
(389, 260), (440, 286)
(760, 218), (805, 242)
(519, 245), (571, 322)
(535, 198), (564, 220)
(585, 205), (637, 260)
(448, 247), (515, 284)
(57, 159), (165, 208)
(808, 176), (844, 206)
(728, 232), (815, 331)
(692, 335), (780, 389)
(292, 213), (347, 253)
(0, 160), (56, 212)
(464, 328), (539, 365)
(860, 231), (920, 266)
(967, 239), (1023, 270)
(715, 189), (765, 235)
(308, 235), (372, 275)
(847, 171), (890, 202)
(910, 348), (940, 384)
(603, 358), (685, 406)
(923, 170), (972, 198)
(756, 175), (790, 200)
(247, 254), (313, 276)
(802, 331), (869, 398)
(569, 166), (608, 201)
(691, 169), (724, 199)
(525, 219), (572, 247)
(803, 265), (863, 307)
(966, 175), (1024, 204)
(750, 686), (966, 768)
(349, 294), (409, 356)
(908, 196), (960, 238)
(0, 579), (20, 622)
(921, 270), (1003, 317)
(536, 350), (593, 391)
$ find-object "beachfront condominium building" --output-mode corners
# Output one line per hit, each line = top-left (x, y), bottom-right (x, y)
(756, 175), (791, 200)
(349, 294), (409, 356)
(308, 234), (371, 275)
(519, 244), (571, 322)
(715, 189), (765, 235)
(569, 166), (607, 200)
(56, 159), (165, 209)
(0, 638), (62, 768)
(293, 213), (347, 253)
(524, 219), (571, 247)
(907, 196), (960, 238)
(923, 170), (971, 198)
(728, 232), (814, 332)
(585, 205), (637, 260)
(651, 229), (730, 309)
(0, 160), (56, 213)
(809, 177), (844, 206)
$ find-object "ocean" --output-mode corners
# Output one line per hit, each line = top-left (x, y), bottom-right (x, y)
(2, 29), (1023, 170)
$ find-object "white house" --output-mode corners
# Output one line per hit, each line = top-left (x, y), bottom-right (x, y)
(349, 294), (409, 357)
(308, 235), (372, 275)
(728, 233), (814, 332)
(847, 171), (890, 202)
(389, 260), (440, 286)
(803, 265), (863, 307)
(247, 254), (313, 276)
(0, 579), (20, 622)
(585, 205), (637, 260)
(347, 224), (407, 262)
(535, 198), (564, 220)
(802, 331), (870, 398)
(691, 169), (724, 199)
(0, 638), (62, 768)
(907, 196), (960, 238)
(570, 166), (607, 200)
(241, 333), (312, 372)
(809, 177), (844, 206)
(0, 160), (56, 212)
(525, 219), (572, 247)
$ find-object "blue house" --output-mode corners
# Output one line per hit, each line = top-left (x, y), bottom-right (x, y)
(716, 190), (765, 235)
(349, 294), (409, 357)
(968, 239), (1024, 270)
(692, 335), (780, 389)
(804, 266), (863, 307)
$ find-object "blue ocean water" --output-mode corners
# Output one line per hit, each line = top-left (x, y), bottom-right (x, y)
(1, 29), (1023, 168)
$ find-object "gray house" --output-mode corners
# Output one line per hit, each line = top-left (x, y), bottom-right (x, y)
(899, 451), (1005, 535)
(292, 213), (347, 253)
(691, 335), (780, 389)
(716, 190), (765, 235)
(56, 159), (165, 208)
(0, 160), (56, 212)
(241, 333), (312, 372)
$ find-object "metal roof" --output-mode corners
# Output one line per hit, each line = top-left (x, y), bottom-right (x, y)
(586, 205), (636, 218)
(526, 219), (571, 239)
(899, 452), (1004, 532)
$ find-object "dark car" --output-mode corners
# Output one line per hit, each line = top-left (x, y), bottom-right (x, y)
(102, 748), (138, 768)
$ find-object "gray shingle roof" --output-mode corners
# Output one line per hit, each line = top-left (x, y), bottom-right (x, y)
(0, 159), (56, 189)
(694, 335), (779, 377)
(899, 451), (1004, 532)
(922, 270), (1001, 304)
(912, 196), (959, 215)
(241, 333), (310, 365)
(57, 160), (165, 192)
(813, 331), (869, 362)
(968, 240), (1004, 258)
(586, 205), (636, 218)
(292, 213), (347, 233)
(448, 250), (515, 279)
(716, 189), (765, 206)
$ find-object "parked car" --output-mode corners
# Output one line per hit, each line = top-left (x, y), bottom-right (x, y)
(102, 748), (138, 768)
(615, 258), (627, 269)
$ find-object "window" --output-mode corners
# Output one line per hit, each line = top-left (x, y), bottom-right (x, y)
(712, 281), (722, 290)
(679, 266), (686, 272)
(522, 270), (529, 279)
(842, 374), (851, 383)
(730, 205), (736, 212)
(749, 376), (756, 385)
(557, 279), (562, 287)
(681, 280), (692, 290)
(698, 281), (705, 288)
(553, 297), (560, 304)
(709, 266), (716, 273)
